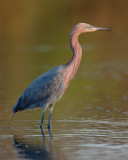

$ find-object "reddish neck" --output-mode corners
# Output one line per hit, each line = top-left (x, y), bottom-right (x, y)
(64, 32), (82, 87)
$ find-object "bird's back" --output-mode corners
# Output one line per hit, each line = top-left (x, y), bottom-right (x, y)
(13, 66), (65, 113)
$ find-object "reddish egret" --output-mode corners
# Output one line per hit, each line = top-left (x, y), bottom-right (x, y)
(12, 23), (111, 128)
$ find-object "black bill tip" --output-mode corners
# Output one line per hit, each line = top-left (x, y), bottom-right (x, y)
(95, 27), (112, 31)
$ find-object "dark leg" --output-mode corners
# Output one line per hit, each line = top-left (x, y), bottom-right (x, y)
(47, 104), (54, 128)
(40, 110), (45, 128)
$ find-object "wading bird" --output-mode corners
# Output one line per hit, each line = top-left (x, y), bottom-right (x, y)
(12, 23), (111, 128)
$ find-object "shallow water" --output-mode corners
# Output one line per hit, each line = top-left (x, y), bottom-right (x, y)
(0, 115), (128, 160)
(1, 0), (128, 160)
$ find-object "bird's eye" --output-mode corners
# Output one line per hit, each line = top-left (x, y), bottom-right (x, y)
(86, 25), (91, 29)
(85, 25), (93, 30)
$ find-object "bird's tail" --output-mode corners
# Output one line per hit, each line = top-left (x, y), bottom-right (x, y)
(13, 97), (23, 113)
(8, 113), (15, 127)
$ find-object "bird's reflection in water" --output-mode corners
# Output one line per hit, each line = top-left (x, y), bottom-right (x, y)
(13, 128), (68, 160)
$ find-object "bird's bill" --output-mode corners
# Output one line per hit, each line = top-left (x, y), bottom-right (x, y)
(93, 26), (112, 31)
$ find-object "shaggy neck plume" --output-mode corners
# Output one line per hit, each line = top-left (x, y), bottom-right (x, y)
(64, 27), (82, 89)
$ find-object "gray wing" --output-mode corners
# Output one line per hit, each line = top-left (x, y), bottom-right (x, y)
(13, 71), (64, 112)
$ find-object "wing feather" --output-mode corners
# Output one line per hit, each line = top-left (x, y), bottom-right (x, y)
(13, 69), (64, 112)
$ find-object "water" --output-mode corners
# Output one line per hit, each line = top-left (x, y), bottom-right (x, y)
(0, 114), (128, 160)
(1, 0), (128, 160)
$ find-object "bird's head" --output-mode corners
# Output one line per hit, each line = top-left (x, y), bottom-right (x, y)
(71, 23), (112, 35)
(84, 23), (112, 32)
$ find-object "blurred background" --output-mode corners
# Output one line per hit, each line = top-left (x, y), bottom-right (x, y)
(0, 0), (128, 160)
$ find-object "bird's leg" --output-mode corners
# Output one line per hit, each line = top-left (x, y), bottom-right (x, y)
(40, 109), (46, 128)
(47, 104), (54, 128)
